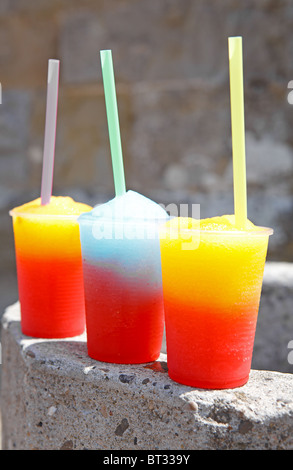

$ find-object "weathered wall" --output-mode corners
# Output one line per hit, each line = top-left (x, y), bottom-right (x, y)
(1, 1), (293, 312)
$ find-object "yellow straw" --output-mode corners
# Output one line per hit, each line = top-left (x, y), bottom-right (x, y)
(228, 36), (247, 229)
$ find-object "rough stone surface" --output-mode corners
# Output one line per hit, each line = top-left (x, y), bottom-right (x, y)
(1, 302), (293, 450)
(0, 90), (32, 188)
(253, 262), (293, 373)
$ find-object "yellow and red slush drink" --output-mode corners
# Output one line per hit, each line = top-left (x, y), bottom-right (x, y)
(78, 190), (169, 364)
(10, 196), (92, 338)
(159, 216), (273, 389)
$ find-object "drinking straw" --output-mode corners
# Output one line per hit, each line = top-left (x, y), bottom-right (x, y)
(41, 59), (60, 205)
(100, 50), (126, 196)
(228, 37), (247, 229)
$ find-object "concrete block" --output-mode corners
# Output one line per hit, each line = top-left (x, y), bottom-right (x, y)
(253, 262), (293, 373)
(1, 302), (293, 450)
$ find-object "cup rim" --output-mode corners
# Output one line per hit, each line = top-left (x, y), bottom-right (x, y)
(159, 225), (273, 237)
(9, 210), (81, 220)
(10, 209), (273, 237)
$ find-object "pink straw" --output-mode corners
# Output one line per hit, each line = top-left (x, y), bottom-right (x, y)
(40, 59), (60, 205)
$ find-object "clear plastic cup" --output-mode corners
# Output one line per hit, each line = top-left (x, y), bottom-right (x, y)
(78, 214), (166, 364)
(159, 222), (273, 389)
(10, 209), (87, 338)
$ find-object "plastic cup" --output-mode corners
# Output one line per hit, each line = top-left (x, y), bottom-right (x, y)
(159, 222), (273, 389)
(10, 206), (89, 338)
(78, 214), (166, 364)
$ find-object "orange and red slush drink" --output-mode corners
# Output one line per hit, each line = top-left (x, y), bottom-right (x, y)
(10, 196), (92, 338)
(159, 216), (273, 389)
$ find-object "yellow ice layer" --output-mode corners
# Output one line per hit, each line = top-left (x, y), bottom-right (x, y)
(11, 196), (92, 259)
(159, 215), (271, 310)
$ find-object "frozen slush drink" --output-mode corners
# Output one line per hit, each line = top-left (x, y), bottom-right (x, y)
(159, 215), (272, 389)
(10, 196), (92, 338)
(78, 190), (169, 364)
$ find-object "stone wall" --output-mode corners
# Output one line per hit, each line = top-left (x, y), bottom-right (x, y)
(1, 1), (293, 313)
(2, 303), (293, 450)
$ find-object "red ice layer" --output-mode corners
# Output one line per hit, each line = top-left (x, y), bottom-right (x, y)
(82, 263), (164, 364)
(16, 254), (86, 338)
(164, 297), (258, 389)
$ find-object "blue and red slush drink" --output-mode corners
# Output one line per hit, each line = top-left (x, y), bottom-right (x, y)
(78, 191), (169, 364)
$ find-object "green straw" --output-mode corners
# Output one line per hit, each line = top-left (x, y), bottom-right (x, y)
(228, 36), (247, 229)
(100, 50), (126, 197)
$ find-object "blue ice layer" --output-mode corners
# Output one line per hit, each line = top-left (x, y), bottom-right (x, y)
(78, 191), (169, 286)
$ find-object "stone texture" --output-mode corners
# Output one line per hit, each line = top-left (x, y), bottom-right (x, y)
(53, 86), (132, 195)
(1, 302), (293, 450)
(0, 90), (32, 189)
(58, 0), (293, 85)
(128, 80), (230, 194)
(253, 262), (293, 373)
(0, 12), (58, 88)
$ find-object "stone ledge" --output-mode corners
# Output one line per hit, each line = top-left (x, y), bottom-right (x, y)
(253, 262), (293, 373)
(1, 302), (293, 450)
